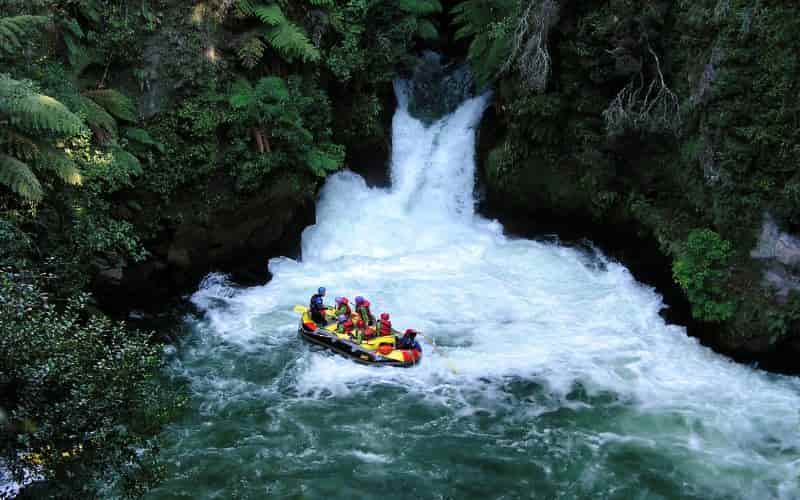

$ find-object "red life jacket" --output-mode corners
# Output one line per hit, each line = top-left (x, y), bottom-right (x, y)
(379, 318), (392, 336)
(358, 300), (373, 323)
(337, 303), (352, 317)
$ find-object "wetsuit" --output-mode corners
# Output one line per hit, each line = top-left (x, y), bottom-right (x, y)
(398, 334), (422, 352)
(309, 293), (326, 325)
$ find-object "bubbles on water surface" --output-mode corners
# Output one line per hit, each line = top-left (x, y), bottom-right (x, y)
(150, 83), (800, 500)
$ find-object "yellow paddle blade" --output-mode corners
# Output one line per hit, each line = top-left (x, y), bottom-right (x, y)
(293, 305), (308, 313)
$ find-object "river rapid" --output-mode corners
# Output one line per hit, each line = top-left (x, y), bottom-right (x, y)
(148, 84), (800, 499)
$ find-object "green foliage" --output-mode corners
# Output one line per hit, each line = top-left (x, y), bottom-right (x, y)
(84, 89), (138, 123)
(673, 229), (736, 322)
(226, 75), (344, 186)
(452, 0), (517, 86)
(0, 74), (85, 137)
(235, 2), (320, 64)
(0, 153), (43, 201)
(0, 272), (185, 498)
(0, 74), (85, 202)
(0, 15), (48, 58)
(397, 0), (443, 15)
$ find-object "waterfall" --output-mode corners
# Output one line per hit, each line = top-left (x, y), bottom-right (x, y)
(149, 83), (800, 500)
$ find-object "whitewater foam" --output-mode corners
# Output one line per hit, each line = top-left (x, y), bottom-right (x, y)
(173, 82), (800, 499)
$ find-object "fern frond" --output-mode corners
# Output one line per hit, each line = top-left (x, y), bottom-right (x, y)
(124, 127), (165, 153)
(0, 75), (85, 137)
(0, 15), (49, 58)
(39, 148), (82, 186)
(110, 147), (143, 178)
(253, 4), (285, 26)
(235, 0), (257, 16)
(237, 36), (266, 68)
(61, 18), (84, 39)
(0, 154), (43, 201)
(84, 89), (137, 122)
(262, 22), (320, 62)
(0, 129), (39, 161)
(307, 0), (334, 6)
(397, 0), (443, 15)
(76, 95), (117, 133)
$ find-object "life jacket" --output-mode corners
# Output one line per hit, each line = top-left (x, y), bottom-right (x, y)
(309, 294), (324, 311)
(379, 318), (392, 336)
(399, 334), (421, 352)
(357, 301), (374, 324)
(336, 303), (352, 317)
(338, 319), (354, 334)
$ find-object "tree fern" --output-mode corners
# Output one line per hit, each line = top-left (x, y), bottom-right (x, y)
(76, 95), (117, 134)
(39, 148), (82, 186)
(236, 3), (320, 64)
(0, 74), (85, 137)
(0, 15), (48, 59)
(253, 4), (285, 25)
(83, 89), (137, 123)
(0, 154), (43, 201)
(262, 22), (320, 62)
(110, 147), (143, 178)
(124, 127), (165, 153)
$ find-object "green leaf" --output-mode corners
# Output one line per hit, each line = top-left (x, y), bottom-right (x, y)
(124, 127), (165, 153)
(0, 154), (43, 201)
(84, 89), (137, 123)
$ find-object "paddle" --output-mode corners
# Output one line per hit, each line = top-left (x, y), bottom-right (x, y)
(294, 305), (336, 314)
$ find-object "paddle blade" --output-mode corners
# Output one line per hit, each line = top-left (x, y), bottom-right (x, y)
(293, 305), (308, 313)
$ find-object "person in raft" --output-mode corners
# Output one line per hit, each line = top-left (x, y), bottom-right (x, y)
(378, 313), (392, 337)
(397, 329), (422, 352)
(353, 319), (367, 344)
(354, 296), (375, 326)
(336, 315), (354, 336)
(309, 287), (327, 325)
(334, 296), (351, 318)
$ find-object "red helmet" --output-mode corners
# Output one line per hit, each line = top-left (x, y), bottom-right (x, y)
(357, 320), (366, 328)
(341, 297), (348, 304)
(404, 329), (417, 337)
(380, 313), (389, 321)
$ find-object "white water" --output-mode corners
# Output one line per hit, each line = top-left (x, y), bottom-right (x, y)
(180, 83), (800, 499)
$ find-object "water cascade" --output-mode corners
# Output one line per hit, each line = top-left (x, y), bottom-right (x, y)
(149, 83), (800, 499)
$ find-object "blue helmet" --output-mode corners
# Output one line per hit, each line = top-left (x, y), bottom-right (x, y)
(338, 315), (347, 322)
(318, 287), (326, 295)
(355, 296), (364, 305)
(335, 296), (342, 304)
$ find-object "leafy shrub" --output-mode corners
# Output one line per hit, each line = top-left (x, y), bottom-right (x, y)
(672, 228), (736, 322)
(0, 272), (186, 498)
